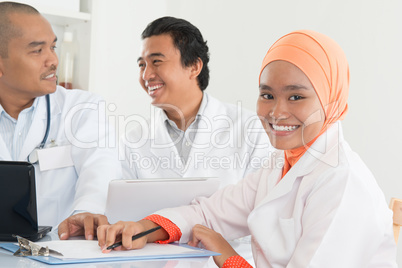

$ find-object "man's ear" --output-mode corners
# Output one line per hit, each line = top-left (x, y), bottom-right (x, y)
(189, 58), (203, 79)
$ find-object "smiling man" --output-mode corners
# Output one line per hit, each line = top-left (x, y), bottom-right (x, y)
(58, 16), (270, 262)
(116, 17), (272, 266)
(0, 2), (121, 239)
(121, 17), (271, 188)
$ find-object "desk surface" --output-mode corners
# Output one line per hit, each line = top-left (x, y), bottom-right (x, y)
(0, 233), (217, 268)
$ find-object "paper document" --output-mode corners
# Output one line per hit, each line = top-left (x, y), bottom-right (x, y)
(0, 240), (219, 265)
(35, 240), (199, 259)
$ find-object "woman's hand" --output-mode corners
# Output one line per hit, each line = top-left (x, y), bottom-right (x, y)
(188, 224), (239, 267)
(97, 220), (167, 253)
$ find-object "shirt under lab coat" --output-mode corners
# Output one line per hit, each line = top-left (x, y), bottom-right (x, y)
(120, 93), (272, 187)
(0, 86), (122, 227)
(155, 122), (397, 267)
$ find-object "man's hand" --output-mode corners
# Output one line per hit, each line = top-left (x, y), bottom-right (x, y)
(58, 212), (109, 240)
(188, 224), (239, 268)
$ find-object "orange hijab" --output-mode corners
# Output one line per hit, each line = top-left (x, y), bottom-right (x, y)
(259, 30), (349, 177)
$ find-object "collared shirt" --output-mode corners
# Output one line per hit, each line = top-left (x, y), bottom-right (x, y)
(162, 93), (208, 164)
(0, 98), (39, 160)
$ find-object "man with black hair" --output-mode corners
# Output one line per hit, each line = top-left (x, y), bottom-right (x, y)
(65, 17), (268, 263)
(121, 16), (271, 188)
(114, 17), (271, 266)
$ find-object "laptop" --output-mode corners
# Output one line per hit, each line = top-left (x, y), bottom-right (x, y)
(0, 161), (52, 241)
(105, 177), (220, 223)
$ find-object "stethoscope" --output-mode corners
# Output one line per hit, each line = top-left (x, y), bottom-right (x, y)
(27, 94), (51, 164)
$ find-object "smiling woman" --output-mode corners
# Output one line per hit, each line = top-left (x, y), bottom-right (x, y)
(258, 60), (325, 152)
(96, 29), (397, 268)
(258, 30), (349, 178)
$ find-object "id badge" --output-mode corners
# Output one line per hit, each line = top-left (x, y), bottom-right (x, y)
(37, 145), (74, 171)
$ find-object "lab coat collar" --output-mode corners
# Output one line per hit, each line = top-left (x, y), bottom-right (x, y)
(257, 121), (343, 204)
(296, 121), (343, 175)
(20, 92), (62, 120)
(187, 93), (220, 156)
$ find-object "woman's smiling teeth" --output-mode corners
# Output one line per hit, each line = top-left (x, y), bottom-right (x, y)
(272, 124), (298, 131)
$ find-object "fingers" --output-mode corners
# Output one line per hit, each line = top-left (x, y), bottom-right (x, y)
(105, 222), (124, 250)
(98, 226), (117, 253)
(83, 215), (95, 240)
(120, 222), (139, 250)
(86, 214), (109, 240)
(189, 224), (238, 267)
(58, 213), (110, 240)
(97, 224), (109, 249)
(94, 214), (109, 226)
(58, 218), (70, 240)
(188, 224), (203, 247)
(98, 221), (147, 252)
(191, 224), (212, 243)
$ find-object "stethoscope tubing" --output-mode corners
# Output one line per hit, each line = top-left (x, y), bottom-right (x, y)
(27, 94), (51, 164)
(39, 94), (51, 149)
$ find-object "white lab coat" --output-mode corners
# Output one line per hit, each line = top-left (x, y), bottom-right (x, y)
(120, 93), (270, 266)
(0, 86), (122, 227)
(156, 122), (397, 267)
(121, 93), (271, 187)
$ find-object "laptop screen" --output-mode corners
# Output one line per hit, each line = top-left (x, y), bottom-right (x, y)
(105, 177), (220, 224)
(0, 161), (50, 241)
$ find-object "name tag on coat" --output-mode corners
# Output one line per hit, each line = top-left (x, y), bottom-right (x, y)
(37, 145), (74, 171)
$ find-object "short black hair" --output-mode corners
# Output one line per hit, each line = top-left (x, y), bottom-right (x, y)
(141, 16), (210, 91)
(0, 2), (39, 58)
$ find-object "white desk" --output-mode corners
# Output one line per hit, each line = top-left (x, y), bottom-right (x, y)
(0, 249), (213, 268)
(0, 233), (217, 268)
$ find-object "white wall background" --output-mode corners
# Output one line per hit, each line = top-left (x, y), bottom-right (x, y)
(87, 0), (402, 264)
(15, 0), (402, 264)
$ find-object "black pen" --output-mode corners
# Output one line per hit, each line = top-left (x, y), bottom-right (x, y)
(106, 226), (162, 250)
